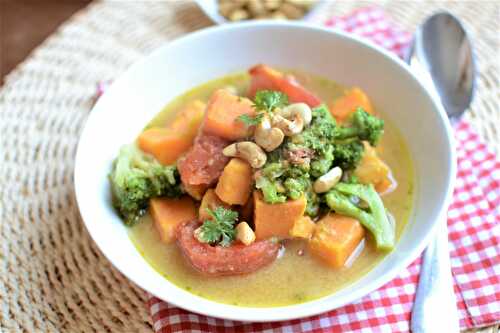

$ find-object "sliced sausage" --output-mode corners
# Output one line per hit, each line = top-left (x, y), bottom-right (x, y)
(248, 64), (321, 107)
(177, 133), (230, 186)
(177, 221), (280, 276)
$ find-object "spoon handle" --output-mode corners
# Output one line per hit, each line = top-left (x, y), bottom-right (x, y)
(411, 220), (460, 333)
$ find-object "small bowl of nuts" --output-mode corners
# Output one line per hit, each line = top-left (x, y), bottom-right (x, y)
(195, 0), (325, 24)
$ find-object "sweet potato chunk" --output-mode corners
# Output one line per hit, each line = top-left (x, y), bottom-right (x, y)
(253, 191), (307, 240)
(329, 88), (374, 123)
(169, 100), (206, 130)
(309, 213), (365, 268)
(138, 100), (205, 164)
(203, 89), (255, 140)
(248, 64), (321, 107)
(183, 183), (208, 201)
(198, 189), (229, 221)
(289, 216), (316, 239)
(150, 196), (197, 244)
(354, 142), (395, 194)
(215, 158), (253, 205)
(138, 128), (198, 166)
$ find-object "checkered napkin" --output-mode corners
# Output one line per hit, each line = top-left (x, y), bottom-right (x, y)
(148, 7), (500, 332)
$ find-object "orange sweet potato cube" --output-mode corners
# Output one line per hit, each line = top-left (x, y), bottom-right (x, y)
(253, 191), (307, 240)
(138, 100), (205, 165)
(203, 89), (255, 140)
(198, 189), (229, 221)
(290, 216), (316, 239)
(183, 183), (208, 201)
(150, 196), (197, 244)
(215, 158), (253, 205)
(309, 213), (365, 268)
(329, 88), (374, 123)
(354, 142), (395, 194)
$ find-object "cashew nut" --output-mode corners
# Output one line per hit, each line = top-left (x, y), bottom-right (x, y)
(272, 103), (312, 136)
(228, 9), (250, 21)
(236, 222), (256, 245)
(313, 167), (343, 193)
(254, 115), (285, 152)
(222, 141), (267, 168)
(280, 103), (312, 125)
(280, 2), (304, 19)
(272, 114), (304, 136)
(247, 0), (266, 16)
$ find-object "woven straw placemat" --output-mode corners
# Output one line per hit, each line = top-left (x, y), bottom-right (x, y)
(0, 1), (498, 332)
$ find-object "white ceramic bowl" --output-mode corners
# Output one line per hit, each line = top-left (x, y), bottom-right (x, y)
(74, 22), (456, 322)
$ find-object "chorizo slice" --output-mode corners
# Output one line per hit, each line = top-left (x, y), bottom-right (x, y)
(177, 133), (230, 186)
(177, 221), (280, 276)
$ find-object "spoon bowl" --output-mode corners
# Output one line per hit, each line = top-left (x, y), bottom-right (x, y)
(406, 12), (476, 118)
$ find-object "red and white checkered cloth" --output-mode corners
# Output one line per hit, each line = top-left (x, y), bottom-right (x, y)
(148, 7), (500, 332)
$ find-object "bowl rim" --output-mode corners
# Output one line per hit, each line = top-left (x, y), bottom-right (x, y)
(74, 20), (456, 322)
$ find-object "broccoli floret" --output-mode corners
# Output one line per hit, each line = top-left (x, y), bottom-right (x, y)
(255, 175), (287, 204)
(253, 106), (384, 218)
(293, 106), (336, 150)
(332, 141), (364, 171)
(109, 144), (182, 225)
(257, 172), (320, 216)
(310, 144), (334, 178)
(292, 106), (335, 178)
(297, 105), (368, 173)
(325, 182), (394, 250)
(261, 162), (285, 179)
(284, 176), (309, 200)
(335, 108), (384, 146)
(305, 186), (321, 217)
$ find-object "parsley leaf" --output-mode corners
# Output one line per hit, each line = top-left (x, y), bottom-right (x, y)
(253, 90), (289, 113)
(237, 90), (289, 128)
(237, 113), (264, 127)
(197, 207), (238, 247)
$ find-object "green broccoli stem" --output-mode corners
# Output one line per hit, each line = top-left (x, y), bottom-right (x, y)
(325, 183), (395, 250)
(255, 176), (286, 204)
(334, 126), (359, 140)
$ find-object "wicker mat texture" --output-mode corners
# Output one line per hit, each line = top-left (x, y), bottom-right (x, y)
(0, 1), (498, 332)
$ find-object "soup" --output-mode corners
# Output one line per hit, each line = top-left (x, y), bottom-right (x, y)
(110, 65), (414, 307)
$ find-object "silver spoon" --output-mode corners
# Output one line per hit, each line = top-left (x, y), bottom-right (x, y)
(406, 12), (476, 333)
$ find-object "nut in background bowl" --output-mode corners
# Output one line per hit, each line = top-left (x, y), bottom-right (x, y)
(195, 0), (328, 24)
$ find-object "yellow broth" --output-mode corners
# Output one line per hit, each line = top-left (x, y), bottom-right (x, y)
(129, 71), (414, 307)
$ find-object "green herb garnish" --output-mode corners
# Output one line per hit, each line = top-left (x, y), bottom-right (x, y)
(197, 207), (239, 247)
(237, 113), (264, 126)
(253, 90), (289, 113)
(237, 90), (289, 127)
